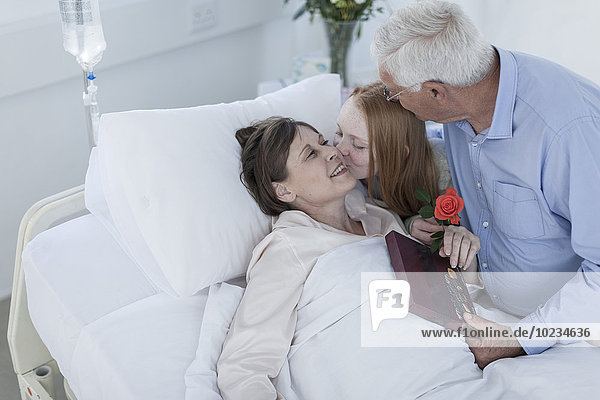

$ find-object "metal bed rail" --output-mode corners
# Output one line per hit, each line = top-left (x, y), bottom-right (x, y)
(7, 185), (87, 400)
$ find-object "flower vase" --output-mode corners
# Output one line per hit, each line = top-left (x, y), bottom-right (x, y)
(324, 19), (357, 87)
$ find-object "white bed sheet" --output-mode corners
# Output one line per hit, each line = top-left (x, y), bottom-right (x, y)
(190, 238), (600, 400)
(25, 214), (600, 400)
(277, 238), (600, 400)
(23, 214), (160, 379)
(69, 291), (209, 399)
(21, 214), (218, 399)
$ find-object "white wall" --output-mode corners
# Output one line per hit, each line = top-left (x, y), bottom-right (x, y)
(471, 0), (600, 85)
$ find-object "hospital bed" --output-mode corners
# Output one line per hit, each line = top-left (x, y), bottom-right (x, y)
(8, 192), (235, 399)
(8, 74), (600, 400)
(7, 74), (341, 400)
(9, 185), (86, 399)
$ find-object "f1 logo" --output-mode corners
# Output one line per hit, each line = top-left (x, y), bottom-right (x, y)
(369, 280), (410, 331)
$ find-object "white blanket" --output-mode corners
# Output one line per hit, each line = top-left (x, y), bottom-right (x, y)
(191, 238), (600, 400)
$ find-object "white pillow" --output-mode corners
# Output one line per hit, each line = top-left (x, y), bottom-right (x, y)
(88, 74), (341, 297)
(85, 147), (174, 294)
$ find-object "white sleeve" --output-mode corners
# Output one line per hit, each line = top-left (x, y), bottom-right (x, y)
(217, 233), (306, 400)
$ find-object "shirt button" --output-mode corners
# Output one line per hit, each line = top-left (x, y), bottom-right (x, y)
(493, 295), (498, 300)
(482, 262), (488, 268)
(471, 143), (478, 147)
(482, 221), (489, 228)
(477, 182), (482, 189)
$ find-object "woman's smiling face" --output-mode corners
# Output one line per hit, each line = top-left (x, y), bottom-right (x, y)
(280, 125), (356, 209)
(334, 96), (376, 180)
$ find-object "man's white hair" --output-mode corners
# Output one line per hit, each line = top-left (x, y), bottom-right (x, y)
(371, 0), (495, 90)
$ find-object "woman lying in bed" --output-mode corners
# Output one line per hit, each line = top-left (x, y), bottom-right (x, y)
(216, 117), (479, 400)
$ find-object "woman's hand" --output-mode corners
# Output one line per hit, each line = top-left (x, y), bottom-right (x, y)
(439, 225), (480, 269)
(410, 217), (444, 245)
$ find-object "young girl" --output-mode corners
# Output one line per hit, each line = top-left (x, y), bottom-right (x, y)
(216, 117), (479, 399)
(334, 81), (454, 248)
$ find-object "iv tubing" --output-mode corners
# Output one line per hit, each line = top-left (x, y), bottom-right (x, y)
(82, 71), (94, 150)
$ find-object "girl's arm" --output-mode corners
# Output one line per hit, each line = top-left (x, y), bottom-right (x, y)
(217, 233), (305, 400)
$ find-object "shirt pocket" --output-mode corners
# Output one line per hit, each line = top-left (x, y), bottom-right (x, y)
(493, 181), (545, 239)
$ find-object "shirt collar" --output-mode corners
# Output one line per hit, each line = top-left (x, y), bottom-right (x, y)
(344, 189), (383, 237)
(271, 189), (382, 237)
(488, 46), (518, 139)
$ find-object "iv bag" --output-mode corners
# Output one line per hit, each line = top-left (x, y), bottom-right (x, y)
(59, 0), (106, 71)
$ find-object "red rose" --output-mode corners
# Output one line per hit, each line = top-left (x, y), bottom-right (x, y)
(434, 188), (464, 224)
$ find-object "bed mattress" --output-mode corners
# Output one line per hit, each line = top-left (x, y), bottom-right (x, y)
(22, 214), (211, 400)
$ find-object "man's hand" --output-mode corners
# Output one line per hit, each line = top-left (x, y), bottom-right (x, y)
(463, 313), (526, 369)
(410, 217), (443, 245)
(439, 225), (480, 270)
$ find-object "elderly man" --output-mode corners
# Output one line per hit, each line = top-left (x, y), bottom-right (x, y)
(371, 0), (600, 368)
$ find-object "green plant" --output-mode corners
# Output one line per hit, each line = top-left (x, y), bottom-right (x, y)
(284, 0), (383, 36)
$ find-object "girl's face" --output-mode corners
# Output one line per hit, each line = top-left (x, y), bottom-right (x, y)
(280, 126), (356, 209)
(334, 96), (376, 180)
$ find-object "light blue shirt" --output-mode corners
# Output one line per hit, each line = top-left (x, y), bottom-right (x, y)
(444, 47), (600, 354)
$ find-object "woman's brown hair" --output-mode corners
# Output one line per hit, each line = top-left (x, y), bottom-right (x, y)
(351, 82), (440, 218)
(236, 116), (318, 216)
